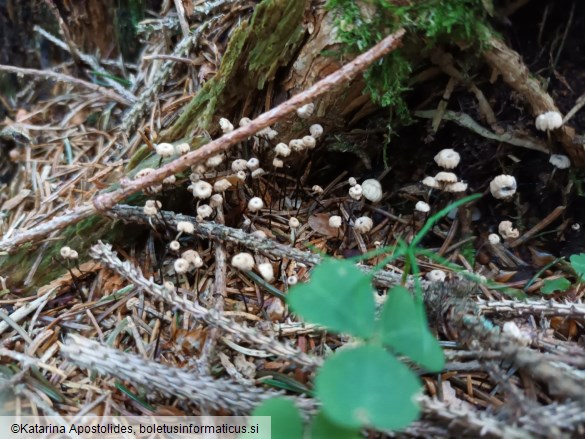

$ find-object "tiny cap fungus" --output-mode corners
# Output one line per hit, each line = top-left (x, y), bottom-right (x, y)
(246, 158), (260, 171)
(258, 262), (274, 282)
(535, 111), (563, 131)
(434, 171), (458, 184)
(210, 194), (223, 207)
(287, 275), (299, 285)
(272, 158), (284, 168)
(312, 185), (324, 194)
(144, 199), (162, 216)
(135, 167), (155, 180)
(289, 217), (300, 228)
(197, 204), (213, 219)
(219, 117), (234, 133)
(175, 143), (190, 155)
(289, 139), (305, 151)
(274, 143), (291, 157)
(415, 201), (430, 213)
(354, 216), (373, 233)
(251, 168), (266, 178)
(498, 220), (519, 239)
(422, 176), (440, 189)
(231, 159), (248, 172)
(163, 175), (176, 185)
(348, 184), (363, 200)
(60, 246), (72, 258)
(239, 117), (252, 127)
(309, 124), (323, 139)
(206, 154), (224, 168)
(231, 252), (255, 271)
(177, 221), (194, 234)
(445, 182), (468, 193)
(169, 240), (181, 251)
(190, 180), (213, 199)
(302, 136), (317, 149)
(434, 149), (460, 169)
(213, 179), (232, 192)
(296, 103), (314, 119)
(155, 142), (175, 157)
(236, 170), (247, 181)
(489, 175), (517, 199)
(426, 270), (446, 283)
(348, 177), (357, 186)
(174, 258), (190, 274)
(361, 179), (383, 203)
(248, 197), (264, 212)
(549, 154), (570, 169)
(488, 233), (501, 244)
(329, 215), (342, 228)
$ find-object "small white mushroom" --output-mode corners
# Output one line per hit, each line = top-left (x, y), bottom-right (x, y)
(190, 180), (213, 199)
(258, 262), (274, 282)
(213, 179), (232, 192)
(488, 233), (501, 244)
(309, 124), (323, 139)
(535, 111), (563, 131)
(219, 117), (234, 133)
(434, 149), (460, 169)
(415, 201), (430, 213)
(289, 217), (300, 229)
(274, 143), (291, 157)
(287, 275), (298, 285)
(144, 199), (161, 216)
(135, 167), (155, 180)
(296, 103), (314, 119)
(239, 117), (252, 127)
(155, 142), (175, 157)
(174, 258), (190, 274)
(163, 175), (176, 185)
(489, 175), (517, 199)
(197, 204), (213, 219)
(236, 170), (247, 181)
(69, 250), (78, 259)
(498, 221), (519, 239)
(302, 136), (316, 149)
(169, 240), (181, 252)
(329, 215), (342, 228)
(231, 252), (255, 271)
(206, 154), (224, 168)
(251, 168), (266, 178)
(246, 158), (260, 171)
(174, 143), (190, 155)
(361, 179), (383, 203)
(289, 139), (305, 151)
(210, 194), (223, 208)
(231, 159), (248, 172)
(348, 184), (363, 200)
(354, 216), (373, 233)
(434, 171), (458, 184)
(248, 197), (264, 212)
(177, 221), (194, 234)
(444, 182), (468, 192)
(60, 246), (72, 259)
(426, 269), (446, 283)
(422, 176), (440, 189)
(273, 158), (284, 168)
(312, 185), (324, 194)
(549, 154), (570, 169)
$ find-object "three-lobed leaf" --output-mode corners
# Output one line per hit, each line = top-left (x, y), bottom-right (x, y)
(570, 253), (585, 280)
(287, 258), (376, 339)
(250, 397), (303, 439)
(541, 277), (571, 294)
(315, 345), (421, 431)
(310, 410), (362, 439)
(378, 286), (445, 372)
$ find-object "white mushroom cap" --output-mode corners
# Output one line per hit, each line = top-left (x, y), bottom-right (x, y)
(174, 258), (190, 274)
(498, 220), (519, 239)
(246, 158), (260, 171)
(348, 177), (357, 187)
(312, 185), (324, 194)
(60, 246), (72, 258)
(535, 111), (563, 131)
(434, 171), (458, 183)
(489, 175), (517, 199)
(434, 149), (460, 169)
(239, 117), (252, 127)
(348, 184), (363, 200)
(248, 197), (264, 212)
(549, 154), (570, 169)
(206, 154), (224, 168)
(197, 204), (213, 219)
(361, 179), (383, 203)
(329, 215), (342, 228)
(488, 233), (501, 244)
(177, 221), (194, 234)
(296, 103), (314, 119)
(258, 262), (274, 282)
(231, 252), (255, 271)
(219, 117), (234, 133)
(422, 176), (440, 189)
(287, 275), (298, 285)
(231, 159), (248, 172)
(251, 168), (266, 178)
(289, 217), (300, 228)
(235, 170), (247, 181)
(155, 143), (175, 157)
(274, 143), (291, 157)
(273, 158), (284, 168)
(169, 240), (181, 251)
(302, 136), (316, 149)
(444, 181), (468, 192)
(175, 143), (190, 155)
(415, 201), (430, 213)
(289, 139), (305, 151)
(354, 216), (373, 233)
(190, 180), (213, 199)
(135, 167), (155, 180)
(213, 179), (232, 192)
(309, 124), (323, 139)
(426, 269), (446, 283)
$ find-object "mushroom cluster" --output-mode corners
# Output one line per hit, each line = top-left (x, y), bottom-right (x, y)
(421, 148), (467, 193)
